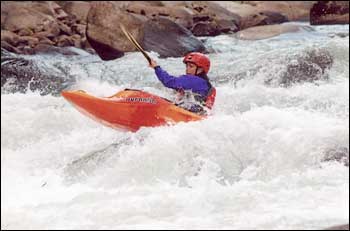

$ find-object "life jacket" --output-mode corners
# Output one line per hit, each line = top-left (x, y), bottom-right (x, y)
(175, 80), (216, 114)
(205, 86), (216, 109)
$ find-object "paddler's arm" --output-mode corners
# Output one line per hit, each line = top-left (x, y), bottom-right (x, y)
(149, 59), (183, 90)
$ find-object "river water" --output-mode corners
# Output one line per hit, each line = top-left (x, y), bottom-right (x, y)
(1, 23), (349, 229)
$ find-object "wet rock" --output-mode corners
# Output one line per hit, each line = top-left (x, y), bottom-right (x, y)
(279, 49), (333, 87)
(33, 44), (81, 56)
(1, 41), (21, 54)
(322, 147), (349, 167)
(143, 17), (206, 58)
(328, 32), (349, 38)
(235, 24), (305, 40)
(324, 224), (349, 230)
(310, 1), (349, 25)
(230, 48), (333, 87)
(1, 48), (75, 96)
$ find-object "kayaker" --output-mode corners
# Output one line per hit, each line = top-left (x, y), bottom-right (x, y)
(149, 52), (216, 115)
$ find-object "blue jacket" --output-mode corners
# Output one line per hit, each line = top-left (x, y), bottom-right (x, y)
(154, 66), (210, 97)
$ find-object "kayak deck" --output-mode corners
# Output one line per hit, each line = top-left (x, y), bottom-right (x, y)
(61, 89), (204, 131)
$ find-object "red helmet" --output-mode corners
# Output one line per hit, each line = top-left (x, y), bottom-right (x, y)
(183, 52), (210, 74)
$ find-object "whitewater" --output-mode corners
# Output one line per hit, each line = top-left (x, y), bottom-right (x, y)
(1, 23), (349, 229)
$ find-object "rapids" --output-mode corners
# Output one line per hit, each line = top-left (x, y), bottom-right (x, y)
(1, 23), (349, 229)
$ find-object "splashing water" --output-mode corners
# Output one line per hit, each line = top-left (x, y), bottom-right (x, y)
(1, 23), (348, 229)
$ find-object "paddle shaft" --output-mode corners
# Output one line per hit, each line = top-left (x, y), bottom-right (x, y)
(120, 24), (152, 65)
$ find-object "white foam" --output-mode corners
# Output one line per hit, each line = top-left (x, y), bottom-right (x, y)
(1, 24), (348, 229)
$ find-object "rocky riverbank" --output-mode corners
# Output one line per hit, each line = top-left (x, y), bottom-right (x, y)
(1, 1), (349, 58)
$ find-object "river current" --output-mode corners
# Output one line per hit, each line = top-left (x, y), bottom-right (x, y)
(1, 23), (349, 229)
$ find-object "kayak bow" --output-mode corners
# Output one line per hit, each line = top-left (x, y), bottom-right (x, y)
(61, 89), (204, 132)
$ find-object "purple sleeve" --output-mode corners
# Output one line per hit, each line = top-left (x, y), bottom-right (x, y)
(154, 66), (209, 96)
(154, 66), (183, 90)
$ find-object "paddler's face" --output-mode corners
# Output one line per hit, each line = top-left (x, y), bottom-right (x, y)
(186, 62), (203, 75)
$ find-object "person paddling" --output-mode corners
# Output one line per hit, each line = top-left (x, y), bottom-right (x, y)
(149, 52), (216, 115)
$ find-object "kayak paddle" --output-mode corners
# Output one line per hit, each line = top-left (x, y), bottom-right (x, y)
(120, 24), (152, 65)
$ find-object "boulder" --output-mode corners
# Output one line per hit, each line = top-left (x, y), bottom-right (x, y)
(143, 17), (206, 58)
(1, 1), (97, 55)
(239, 11), (288, 30)
(17, 36), (39, 48)
(33, 44), (80, 55)
(125, 1), (240, 36)
(322, 147), (349, 167)
(1, 2), (58, 33)
(86, 2), (206, 60)
(1, 48), (75, 95)
(235, 24), (305, 40)
(241, 1), (315, 21)
(215, 1), (314, 30)
(310, 1), (349, 25)
(185, 1), (240, 35)
(86, 1), (145, 60)
(1, 41), (21, 54)
(324, 224), (349, 230)
(17, 28), (34, 36)
(1, 30), (20, 46)
(231, 48), (333, 87)
(126, 2), (194, 28)
(59, 1), (91, 24)
(192, 21), (221, 36)
(278, 48), (334, 87)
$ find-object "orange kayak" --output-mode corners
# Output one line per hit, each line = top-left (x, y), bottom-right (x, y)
(61, 89), (204, 132)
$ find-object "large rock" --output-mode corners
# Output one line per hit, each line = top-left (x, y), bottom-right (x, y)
(185, 1), (240, 35)
(33, 44), (81, 56)
(86, 2), (145, 61)
(191, 21), (221, 36)
(125, 1), (240, 36)
(235, 24), (311, 40)
(58, 1), (91, 24)
(1, 2), (59, 33)
(1, 1), (93, 55)
(322, 147), (349, 167)
(86, 2), (206, 59)
(1, 30), (20, 46)
(126, 2), (194, 29)
(241, 1), (315, 21)
(1, 48), (75, 95)
(143, 17), (206, 58)
(239, 11), (288, 30)
(324, 224), (349, 230)
(215, 1), (314, 30)
(1, 41), (21, 54)
(275, 48), (334, 87)
(230, 48), (333, 87)
(310, 1), (349, 25)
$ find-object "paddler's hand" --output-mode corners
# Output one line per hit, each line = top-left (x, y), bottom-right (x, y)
(149, 59), (158, 69)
